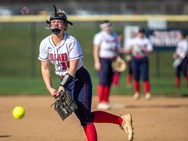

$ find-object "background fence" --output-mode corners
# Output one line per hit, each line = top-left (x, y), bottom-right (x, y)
(0, 15), (187, 95)
(0, 15), (187, 77)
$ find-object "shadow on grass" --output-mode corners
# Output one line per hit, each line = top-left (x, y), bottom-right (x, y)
(181, 93), (188, 97)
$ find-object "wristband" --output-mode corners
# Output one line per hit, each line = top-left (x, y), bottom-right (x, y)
(60, 73), (73, 88)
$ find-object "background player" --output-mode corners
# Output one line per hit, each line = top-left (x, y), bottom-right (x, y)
(112, 32), (124, 87)
(125, 27), (153, 100)
(172, 31), (188, 87)
(125, 31), (137, 87)
(93, 20), (121, 109)
(38, 6), (134, 141)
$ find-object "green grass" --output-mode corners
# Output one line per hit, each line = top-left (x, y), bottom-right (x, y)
(0, 74), (187, 97)
(0, 22), (187, 96)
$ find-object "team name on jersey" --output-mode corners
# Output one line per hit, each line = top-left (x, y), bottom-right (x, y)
(49, 53), (68, 62)
(105, 39), (117, 44)
(49, 53), (69, 71)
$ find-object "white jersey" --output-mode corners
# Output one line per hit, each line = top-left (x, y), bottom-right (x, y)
(38, 33), (83, 77)
(126, 37), (153, 57)
(175, 39), (188, 59)
(93, 31), (120, 58)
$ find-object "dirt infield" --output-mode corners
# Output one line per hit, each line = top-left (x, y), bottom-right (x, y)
(0, 95), (188, 141)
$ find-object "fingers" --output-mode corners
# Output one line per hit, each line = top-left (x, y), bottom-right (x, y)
(58, 86), (65, 92)
(48, 88), (58, 97)
(53, 92), (60, 98)
(49, 86), (65, 98)
(94, 62), (101, 71)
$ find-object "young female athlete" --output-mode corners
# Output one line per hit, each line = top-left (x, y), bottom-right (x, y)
(38, 5), (134, 141)
(125, 27), (153, 100)
(173, 31), (188, 87)
(93, 20), (121, 110)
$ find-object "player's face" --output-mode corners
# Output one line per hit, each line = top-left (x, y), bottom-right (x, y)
(138, 32), (145, 38)
(50, 19), (66, 31)
(117, 34), (123, 42)
(177, 32), (184, 40)
(103, 25), (112, 33)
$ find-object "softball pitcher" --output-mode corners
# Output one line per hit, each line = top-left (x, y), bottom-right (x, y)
(173, 31), (188, 87)
(125, 27), (153, 100)
(38, 5), (134, 141)
(93, 20), (121, 110)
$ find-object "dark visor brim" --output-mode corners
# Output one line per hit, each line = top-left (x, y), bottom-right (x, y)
(67, 21), (73, 25)
(46, 19), (73, 25)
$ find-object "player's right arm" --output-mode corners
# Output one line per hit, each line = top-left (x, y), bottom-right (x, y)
(173, 51), (178, 59)
(38, 38), (57, 97)
(40, 60), (57, 97)
(93, 33), (102, 71)
(123, 39), (133, 54)
(93, 44), (101, 71)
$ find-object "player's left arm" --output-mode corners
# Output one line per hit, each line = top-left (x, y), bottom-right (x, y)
(67, 59), (79, 76)
(57, 38), (82, 93)
(186, 41), (188, 57)
(142, 39), (153, 54)
(57, 59), (79, 92)
(122, 40), (132, 54)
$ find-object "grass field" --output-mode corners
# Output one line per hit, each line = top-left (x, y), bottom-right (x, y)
(0, 22), (187, 96)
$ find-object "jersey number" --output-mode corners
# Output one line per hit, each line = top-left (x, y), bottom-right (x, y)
(50, 53), (69, 71)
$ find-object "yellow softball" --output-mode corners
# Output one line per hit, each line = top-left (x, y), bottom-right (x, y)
(12, 106), (25, 119)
